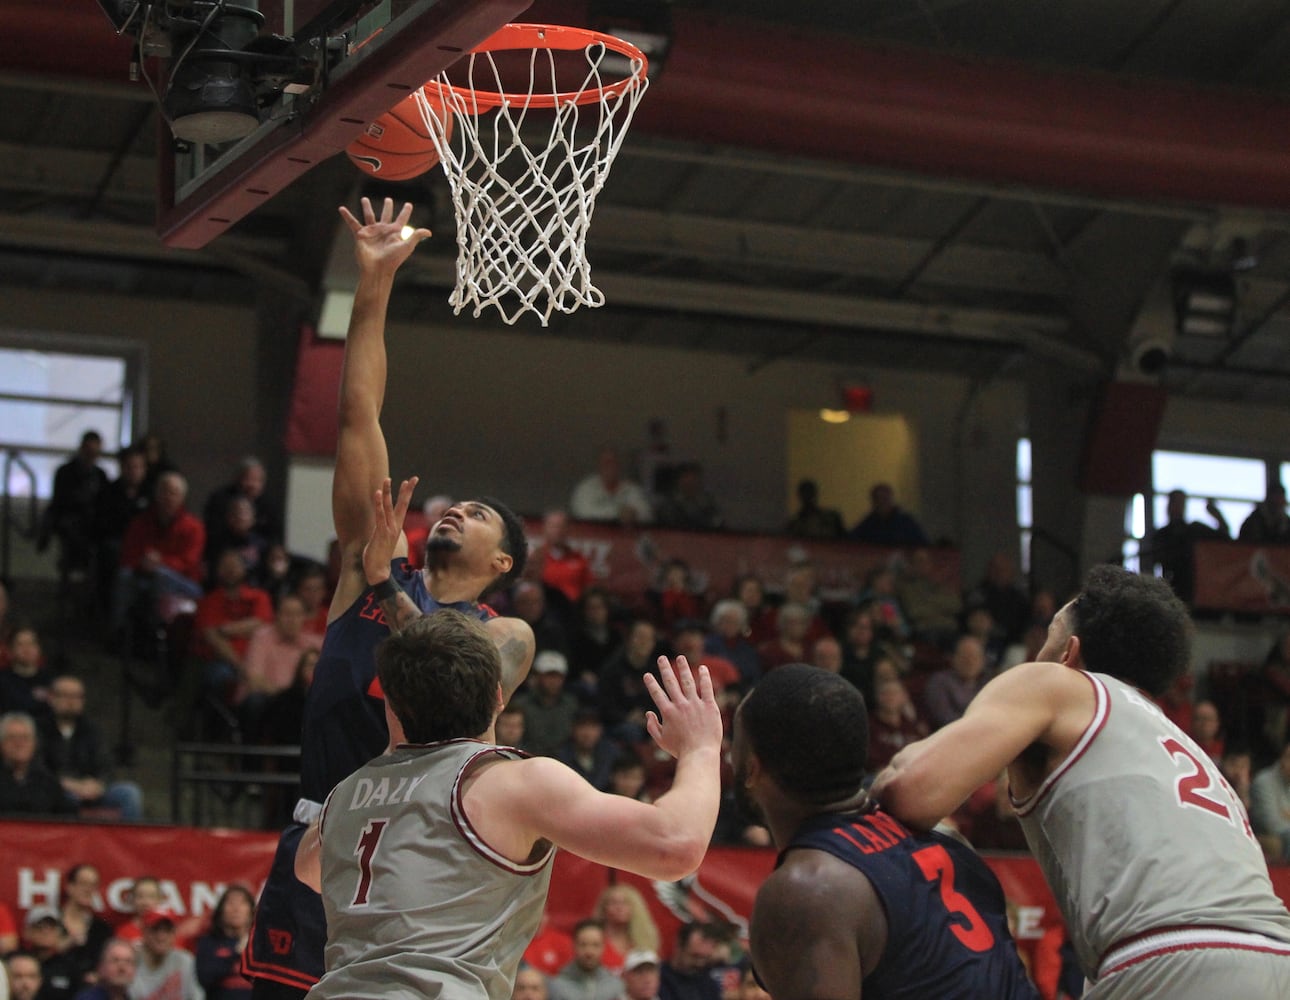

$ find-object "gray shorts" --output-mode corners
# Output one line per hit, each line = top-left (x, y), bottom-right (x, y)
(1088, 946), (1290, 999)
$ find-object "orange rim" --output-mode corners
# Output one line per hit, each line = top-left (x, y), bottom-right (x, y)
(430, 23), (648, 111)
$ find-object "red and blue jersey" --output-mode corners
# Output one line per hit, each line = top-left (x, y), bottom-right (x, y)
(300, 558), (495, 803)
(785, 809), (1038, 1000)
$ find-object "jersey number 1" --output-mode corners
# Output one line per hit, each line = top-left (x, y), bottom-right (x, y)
(352, 819), (389, 907)
(912, 844), (996, 953)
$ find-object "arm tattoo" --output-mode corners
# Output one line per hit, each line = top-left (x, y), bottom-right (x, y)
(380, 591), (424, 633)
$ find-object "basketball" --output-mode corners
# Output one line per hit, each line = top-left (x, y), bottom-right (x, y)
(346, 90), (454, 182)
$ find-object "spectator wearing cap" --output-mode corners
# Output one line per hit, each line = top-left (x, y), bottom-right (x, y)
(619, 951), (661, 1000)
(73, 939), (136, 1000)
(6, 951), (43, 1000)
(554, 709), (621, 791)
(128, 912), (201, 1000)
(548, 920), (620, 1000)
(511, 651), (579, 758)
(22, 908), (78, 1000)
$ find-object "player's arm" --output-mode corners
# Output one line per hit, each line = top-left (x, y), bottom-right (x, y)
(468, 658), (723, 880)
(294, 820), (322, 893)
(750, 853), (882, 1000)
(329, 198), (432, 620)
(871, 661), (1075, 830)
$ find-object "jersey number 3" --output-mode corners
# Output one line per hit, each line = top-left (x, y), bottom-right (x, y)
(912, 844), (996, 953)
(352, 819), (389, 907)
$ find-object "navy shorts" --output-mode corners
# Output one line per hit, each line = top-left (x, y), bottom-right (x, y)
(243, 823), (327, 992)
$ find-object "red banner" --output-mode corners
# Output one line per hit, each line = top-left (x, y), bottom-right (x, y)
(1194, 540), (1290, 612)
(5, 821), (1289, 964)
(522, 518), (960, 611)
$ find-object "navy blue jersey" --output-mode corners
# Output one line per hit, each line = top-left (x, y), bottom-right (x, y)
(785, 810), (1038, 1000)
(245, 559), (494, 992)
(299, 558), (494, 802)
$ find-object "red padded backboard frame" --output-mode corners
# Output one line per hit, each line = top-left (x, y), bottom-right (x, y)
(157, 0), (530, 249)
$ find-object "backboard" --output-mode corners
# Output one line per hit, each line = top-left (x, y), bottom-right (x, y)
(144, 0), (530, 249)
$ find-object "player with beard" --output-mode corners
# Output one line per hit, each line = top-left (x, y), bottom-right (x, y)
(243, 198), (535, 1000)
(732, 664), (1037, 999)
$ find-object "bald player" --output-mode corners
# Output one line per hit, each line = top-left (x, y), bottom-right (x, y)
(243, 198), (535, 1000)
(873, 565), (1290, 998)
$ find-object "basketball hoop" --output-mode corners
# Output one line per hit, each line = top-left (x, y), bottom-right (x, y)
(414, 23), (649, 325)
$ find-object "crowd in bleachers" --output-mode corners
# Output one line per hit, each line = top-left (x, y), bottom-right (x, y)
(8, 432), (1290, 1000)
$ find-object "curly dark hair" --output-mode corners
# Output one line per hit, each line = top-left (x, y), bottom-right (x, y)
(376, 610), (501, 743)
(1068, 565), (1192, 696)
(475, 496), (528, 596)
(737, 663), (868, 805)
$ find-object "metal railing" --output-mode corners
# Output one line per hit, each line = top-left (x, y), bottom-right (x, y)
(170, 741), (302, 829)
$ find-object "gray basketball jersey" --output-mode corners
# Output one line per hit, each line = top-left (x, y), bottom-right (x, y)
(310, 740), (555, 1000)
(1012, 671), (1290, 982)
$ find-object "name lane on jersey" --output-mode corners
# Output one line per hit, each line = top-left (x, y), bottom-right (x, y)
(348, 774), (426, 810)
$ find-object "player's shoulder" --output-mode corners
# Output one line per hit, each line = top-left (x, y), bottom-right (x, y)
(761, 845), (873, 914)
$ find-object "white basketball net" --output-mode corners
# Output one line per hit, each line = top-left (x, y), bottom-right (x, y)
(415, 28), (649, 326)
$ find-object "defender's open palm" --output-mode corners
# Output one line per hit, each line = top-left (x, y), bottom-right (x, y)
(339, 197), (431, 276)
(363, 476), (418, 585)
(644, 656), (723, 760)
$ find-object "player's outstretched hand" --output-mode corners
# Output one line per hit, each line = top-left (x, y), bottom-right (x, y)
(644, 656), (723, 761)
(339, 196), (432, 276)
(363, 476), (418, 585)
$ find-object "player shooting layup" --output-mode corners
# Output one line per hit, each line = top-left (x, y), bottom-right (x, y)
(243, 199), (535, 1000)
(873, 566), (1290, 998)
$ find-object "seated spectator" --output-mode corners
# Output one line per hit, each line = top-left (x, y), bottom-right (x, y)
(568, 588), (620, 696)
(670, 621), (741, 713)
(548, 920), (619, 1000)
(7, 952), (43, 1000)
(0, 899), (18, 955)
(114, 878), (162, 947)
(1239, 482), (1290, 544)
(0, 713), (74, 817)
(291, 565), (330, 638)
(232, 596), (322, 735)
(38, 677), (143, 821)
(523, 920), (572, 980)
(193, 886), (254, 1000)
(732, 575), (776, 646)
(784, 479), (845, 540)
(839, 609), (882, 704)
(655, 463), (723, 531)
(114, 473), (205, 634)
(135, 432), (176, 503)
(1152, 673), (1195, 734)
(855, 567), (909, 642)
(647, 560), (706, 635)
(22, 908), (78, 1000)
(1190, 699), (1224, 763)
(202, 458), (281, 560)
(0, 628), (54, 719)
(528, 510), (592, 626)
(1252, 740), (1290, 863)
(756, 604), (813, 674)
(512, 966), (550, 1000)
(94, 447), (153, 624)
(659, 924), (721, 1000)
(619, 950), (663, 1000)
(58, 866), (113, 990)
(74, 939), (136, 1000)
(895, 548), (961, 648)
(1145, 489), (1230, 603)
(204, 498), (268, 589)
(961, 603), (1006, 673)
(809, 635), (844, 674)
(779, 564), (831, 648)
(963, 552), (1031, 647)
(1222, 746), (1254, 815)
(37, 432), (108, 593)
(512, 651), (580, 757)
(257, 649), (317, 746)
(494, 705), (525, 750)
(598, 621), (663, 744)
(511, 581), (570, 659)
(129, 911), (200, 1000)
(554, 708), (620, 791)
(608, 754), (651, 802)
(922, 635), (989, 730)
(192, 550), (275, 705)
(866, 678), (928, 775)
(1260, 629), (1290, 759)
(570, 447), (653, 526)
(592, 885), (660, 974)
(848, 483), (928, 547)
(704, 600), (760, 690)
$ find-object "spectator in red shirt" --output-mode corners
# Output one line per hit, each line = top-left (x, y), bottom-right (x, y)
(1190, 699), (1225, 763)
(194, 549), (275, 705)
(113, 472), (206, 632)
(866, 677), (928, 774)
(530, 509), (592, 625)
